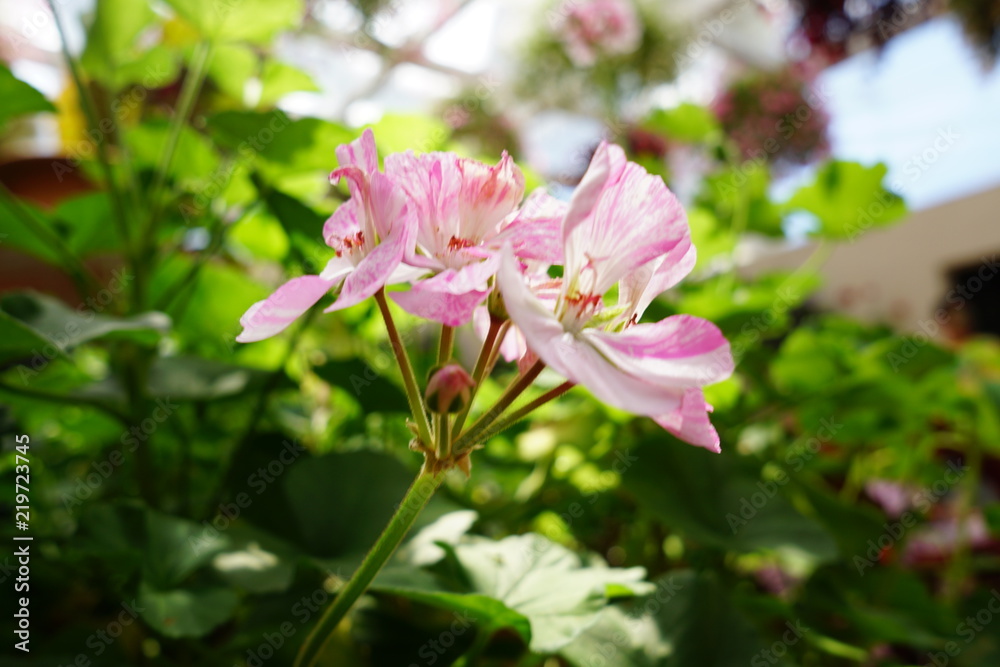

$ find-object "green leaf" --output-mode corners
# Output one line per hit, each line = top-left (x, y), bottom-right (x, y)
(126, 121), (221, 189)
(313, 358), (411, 414)
(78, 504), (227, 589)
(642, 103), (720, 144)
(0, 63), (54, 129)
(164, 0), (304, 43)
(80, 0), (161, 87)
(624, 439), (837, 562)
(385, 534), (652, 653)
(258, 61), (318, 107)
(370, 113), (449, 155)
(52, 192), (120, 256)
(279, 450), (423, 561)
(784, 160), (906, 239)
(206, 44), (257, 101)
(138, 582), (239, 638)
(0, 291), (170, 365)
(145, 356), (281, 401)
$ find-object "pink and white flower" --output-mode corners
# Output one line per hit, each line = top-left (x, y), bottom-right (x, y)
(237, 129), (415, 343)
(556, 0), (642, 67)
(384, 151), (560, 327)
(496, 142), (733, 451)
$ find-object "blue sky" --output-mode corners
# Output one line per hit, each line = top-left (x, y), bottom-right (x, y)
(819, 15), (1000, 211)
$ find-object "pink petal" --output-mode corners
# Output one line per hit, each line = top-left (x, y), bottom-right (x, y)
(496, 247), (684, 415)
(654, 388), (721, 453)
(456, 152), (525, 242)
(565, 145), (690, 293)
(619, 238), (696, 320)
(322, 198), (361, 249)
(326, 219), (412, 312)
(561, 142), (615, 243)
(493, 190), (566, 264)
(335, 128), (379, 174)
(389, 258), (498, 326)
(237, 275), (333, 343)
(391, 281), (490, 327)
(385, 151), (462, 250)
(585, 315), (734, 388)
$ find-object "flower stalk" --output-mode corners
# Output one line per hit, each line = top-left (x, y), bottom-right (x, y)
(293, 467), (447, 667)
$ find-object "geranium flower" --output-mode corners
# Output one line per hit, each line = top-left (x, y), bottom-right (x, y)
(496, 142), (733, 450)
(384, 152), (560, 327)
(237, 129), (415, 343)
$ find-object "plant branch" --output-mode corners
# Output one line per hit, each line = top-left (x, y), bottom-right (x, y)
(452, 360), (545, 454)
(374, 290), (433, 448)
(294, 466), (447, 667)
(451, 317), (501, 440)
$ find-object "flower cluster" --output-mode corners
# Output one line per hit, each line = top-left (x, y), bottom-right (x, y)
(712, 67), (830, 167)
(238, 130), (733, 453)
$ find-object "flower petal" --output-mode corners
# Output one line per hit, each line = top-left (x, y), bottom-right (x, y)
(564, 143), (689, 293)
(390, 257), (498, 326)
(619, 238), (696, 321)
(335, 127), (379, 174)
(654, 388), (721, 453)
(391, 280), (489, 327)
(585, 315), (734, 388)
(497, 247), (684, 415)
(493, 190), (567, 264)
(237, 275), (333, 343)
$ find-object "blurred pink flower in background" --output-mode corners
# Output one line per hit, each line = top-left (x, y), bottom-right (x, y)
(556, 0), (642, 67)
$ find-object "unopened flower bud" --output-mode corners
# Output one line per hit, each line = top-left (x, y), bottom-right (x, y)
(425, 363), (475, 414)
(487, 287), (508, 322)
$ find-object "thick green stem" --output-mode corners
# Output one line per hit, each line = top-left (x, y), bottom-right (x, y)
(374, 290), (433, 448)
(452, 361), (545, 454)
(294, 467), (446, 667)
(451, 318), (502, 440)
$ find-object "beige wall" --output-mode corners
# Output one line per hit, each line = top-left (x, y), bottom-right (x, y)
(743, 184), (1000, 335)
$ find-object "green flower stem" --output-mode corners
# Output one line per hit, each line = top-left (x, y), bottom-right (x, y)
(438, 325), (455, 364)
(139, 40), (213, 306)
(452, 360), (545, 454)
(374, 290), (433, 448)
(294, 467), (447, 667)
(465, 381), (574, 446)
(451, 317), (502, 440)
